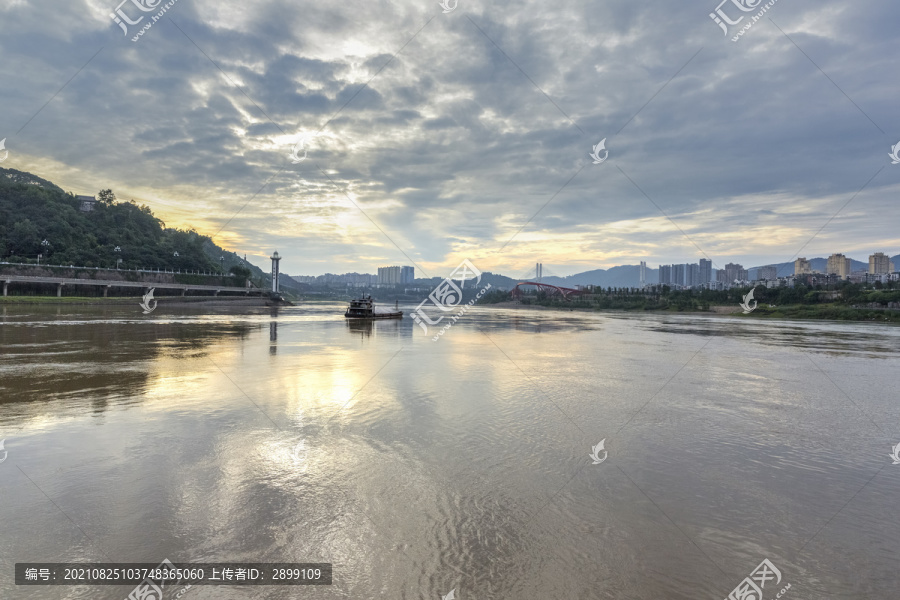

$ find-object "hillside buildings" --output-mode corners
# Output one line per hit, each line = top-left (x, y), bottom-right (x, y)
(77, 195), (97, 212)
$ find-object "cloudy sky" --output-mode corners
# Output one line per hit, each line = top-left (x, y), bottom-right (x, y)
(1, 0), (898, 277)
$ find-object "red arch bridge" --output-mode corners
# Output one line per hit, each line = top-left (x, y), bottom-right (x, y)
(510, 281), (584, 300)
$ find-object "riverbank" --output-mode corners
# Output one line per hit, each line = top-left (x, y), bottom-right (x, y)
(480, 301), (595, 312)
(479, 301), (900, 323)
(732, 303), (900, 323)
(0, 296), (275, 307)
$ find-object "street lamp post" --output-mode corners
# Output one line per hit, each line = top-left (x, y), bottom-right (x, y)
(38, 239), (50, 265)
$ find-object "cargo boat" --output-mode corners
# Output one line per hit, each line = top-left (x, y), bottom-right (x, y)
(344, 296), (402, 319)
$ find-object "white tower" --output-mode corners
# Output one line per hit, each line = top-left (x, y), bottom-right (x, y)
(640, 261), (646, 286)
(271, 251), (281, 293)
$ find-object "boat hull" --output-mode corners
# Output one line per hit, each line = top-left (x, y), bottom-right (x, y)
(344, 311), (403, 319)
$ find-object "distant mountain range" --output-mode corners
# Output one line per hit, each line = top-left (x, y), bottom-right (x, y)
(294, 256), (897, 292)
(529, 265), (652, 289)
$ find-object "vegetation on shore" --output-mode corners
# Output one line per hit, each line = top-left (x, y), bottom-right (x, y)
(730, 303), (900, 323)
(0, 167), (265, 286)
(478, 282), (900, 323)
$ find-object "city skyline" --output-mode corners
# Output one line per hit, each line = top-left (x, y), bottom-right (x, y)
(286, 250), (899, 281)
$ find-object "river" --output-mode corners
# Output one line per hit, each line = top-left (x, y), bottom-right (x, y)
(1, 303), (898, 599)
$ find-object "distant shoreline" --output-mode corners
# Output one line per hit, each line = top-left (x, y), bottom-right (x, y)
(478, 301), (900, 323)
(478, 300), (594, 312)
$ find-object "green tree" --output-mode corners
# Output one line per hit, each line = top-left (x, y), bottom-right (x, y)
(97, 189), (116, 205)
(229, 264), (251, 286)
(9, 219), (40, 256)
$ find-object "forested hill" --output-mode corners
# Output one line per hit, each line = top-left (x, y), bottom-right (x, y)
(0, 167), (264, 278)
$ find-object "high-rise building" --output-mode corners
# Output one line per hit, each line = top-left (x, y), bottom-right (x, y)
(758, 265), (777, 280)
(699, 258), (712, 285)
(400, 266), (415, 284)
(673, 264), (685, 287)
(687, 263), (699, 288)
(377, 266), (402, 285)
(794, 257), (811, 275)
(659, 265), (672, 285)
(723, 263), (747, 283)
(640, 261), (646, 286)
(869, 252), (895, 275)
(376, 265), (416, 285)
(826, 254), (851, 279)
